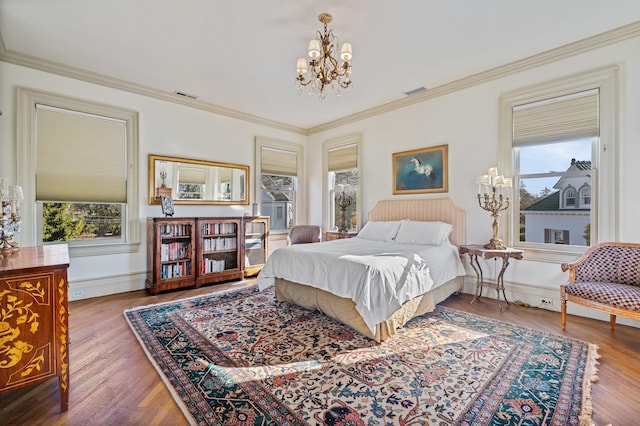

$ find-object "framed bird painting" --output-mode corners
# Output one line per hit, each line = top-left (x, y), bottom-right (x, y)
(392, 144), (448, 194)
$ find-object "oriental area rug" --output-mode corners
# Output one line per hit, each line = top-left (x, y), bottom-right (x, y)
(124, 286), (599, 426)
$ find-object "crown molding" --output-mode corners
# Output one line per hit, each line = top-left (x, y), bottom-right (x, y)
(1, 21), (639, 136)
(307, 20), (640, 135)
(0, 46), (307, 136)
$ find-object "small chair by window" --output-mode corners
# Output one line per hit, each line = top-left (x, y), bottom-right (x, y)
(287, 225), (321, 245)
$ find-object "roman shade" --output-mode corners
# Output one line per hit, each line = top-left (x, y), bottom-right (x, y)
(36, 104), (127, 203)
(328, 144), (357, 171)
(261, 147), (298, 176)
(513, 89), (599, 146)
(178, 167), (206, 184)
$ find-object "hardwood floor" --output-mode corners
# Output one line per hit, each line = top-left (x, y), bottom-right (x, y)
(1, 280), (638, 425)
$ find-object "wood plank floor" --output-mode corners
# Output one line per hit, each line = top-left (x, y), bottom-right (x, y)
(1, 280), (638, 425)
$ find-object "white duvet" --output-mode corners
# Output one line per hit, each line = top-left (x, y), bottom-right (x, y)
(257, 237), (465, 334)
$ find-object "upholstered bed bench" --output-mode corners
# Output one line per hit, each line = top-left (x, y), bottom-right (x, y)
(561, 242), (640, 330)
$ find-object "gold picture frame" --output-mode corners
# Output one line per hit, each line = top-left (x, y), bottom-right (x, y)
(392, 144), (448, 194)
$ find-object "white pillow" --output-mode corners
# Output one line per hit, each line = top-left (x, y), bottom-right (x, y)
(394, 220), (453, 245)
(356, 220), (403, 241)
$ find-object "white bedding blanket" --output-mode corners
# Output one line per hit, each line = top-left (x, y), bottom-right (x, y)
(257, 238), (465, 333)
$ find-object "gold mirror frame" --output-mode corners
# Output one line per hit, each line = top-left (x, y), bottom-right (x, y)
(148, 154), (250, 205)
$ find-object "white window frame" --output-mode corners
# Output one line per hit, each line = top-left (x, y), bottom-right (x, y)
(17, 88), (140, 257)
(498, 66), (618, 262)
(580, 187), (591, 206)
(322, 133), (363, 232)
(254, 137), (305, 234)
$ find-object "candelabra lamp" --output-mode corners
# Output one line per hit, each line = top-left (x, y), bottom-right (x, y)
(0, 177), (24, 255)
(336, 191), (353, 232)
(159, 170), (168, 188)
(476, 168), (512, 250)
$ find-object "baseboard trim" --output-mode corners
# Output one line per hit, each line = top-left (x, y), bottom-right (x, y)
(69, 271), (146, 301)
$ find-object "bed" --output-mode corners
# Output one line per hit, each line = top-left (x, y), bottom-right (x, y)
(257, 198), (466, 342)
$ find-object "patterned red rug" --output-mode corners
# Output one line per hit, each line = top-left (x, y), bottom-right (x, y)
(124, 285), (598, 425)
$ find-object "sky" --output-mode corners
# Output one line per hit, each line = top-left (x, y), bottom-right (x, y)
(518, 139), (592, 196)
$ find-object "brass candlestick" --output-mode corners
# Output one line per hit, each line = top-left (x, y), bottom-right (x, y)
(336, 191), (353, 232)
(477, 186), (509, 250)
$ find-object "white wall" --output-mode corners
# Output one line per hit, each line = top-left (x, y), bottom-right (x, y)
(307, 36), (640, 325)
(0, 61), (306, 299)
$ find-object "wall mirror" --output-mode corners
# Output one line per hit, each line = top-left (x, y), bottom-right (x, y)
(148, 154), (249, 205)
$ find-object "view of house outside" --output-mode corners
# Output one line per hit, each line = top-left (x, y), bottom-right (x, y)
(518, 139), (592, 246)
(260, 174), (296, 231)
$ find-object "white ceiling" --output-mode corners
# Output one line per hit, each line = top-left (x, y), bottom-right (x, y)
(1, 0), (639, 130)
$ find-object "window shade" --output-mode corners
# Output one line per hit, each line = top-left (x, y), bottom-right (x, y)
(36, 104), (127, 203)
(328, 144), (357, 171)
(261, 147), (297, 176)
(178, 167), (206, 184)
(513, 90), (599, 146)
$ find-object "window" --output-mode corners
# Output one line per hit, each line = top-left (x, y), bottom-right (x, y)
(255, 137), (304, 232)
(499, 66), (618, 258)
(323, 134), (362, 232)
(176, 166), (206, 200)
(564, 188), (576, 207)
(581, 187), (591, 205)
(17, 88), (139, 256)
(545, 229), (569, 244)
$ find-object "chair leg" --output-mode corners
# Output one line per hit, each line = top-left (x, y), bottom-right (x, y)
(561, 299), (567, 330)
(610, 314), (616, 330)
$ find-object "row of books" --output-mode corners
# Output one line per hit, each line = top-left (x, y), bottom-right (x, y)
(202, 258), (226, 274)
(160, 223), (191, 238)
(201, 222), (236, 235)
(202, 237), (237, 251)
(160, 242), (192, 261)
(161, 261), (192, 279)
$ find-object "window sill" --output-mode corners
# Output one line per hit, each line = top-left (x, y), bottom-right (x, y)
(512, 245), (585, 264)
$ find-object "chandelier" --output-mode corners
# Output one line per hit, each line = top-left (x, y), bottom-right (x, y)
(295, 13), (352, 99)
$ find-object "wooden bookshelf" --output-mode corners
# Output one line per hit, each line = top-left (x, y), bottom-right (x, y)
(146, 216), (269, 294)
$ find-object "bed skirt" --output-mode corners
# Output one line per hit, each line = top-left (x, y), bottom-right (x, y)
(275, 276), (464, 342)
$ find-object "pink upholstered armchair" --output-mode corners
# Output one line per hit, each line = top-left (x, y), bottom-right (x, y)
(287, 225), (322, 245)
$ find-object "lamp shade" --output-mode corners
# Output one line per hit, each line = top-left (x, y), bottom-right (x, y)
(476, 175), (491, 185)
(0, 177), (9, 202)
(308, 39), (321, 58)
(340, 42), (352, 61)
(296, 57), (308, 74)
(9, 185), (24, 201)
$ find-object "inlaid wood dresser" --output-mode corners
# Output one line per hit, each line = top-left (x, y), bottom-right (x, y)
(0, 244), (70, 412)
